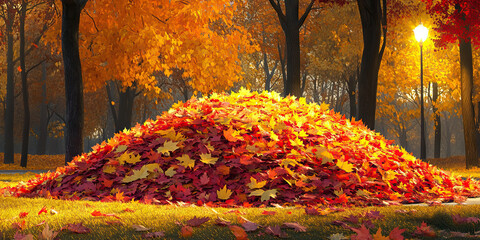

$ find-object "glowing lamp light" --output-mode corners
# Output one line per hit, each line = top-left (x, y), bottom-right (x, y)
(414, 24), (428, 43)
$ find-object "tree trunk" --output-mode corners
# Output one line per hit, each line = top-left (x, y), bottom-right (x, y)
(3, 2), (16, 164)
(476, 102), (480, 158)
(20, 0), (29, 168)
(37, 63), (48, 154)
(432, 82), (441, 158)
(356, 0), (386, 130)
(459, 38), (478, 168)
(277, 42), (287, 96)
(347, 68), (358, 119)
(106, 83), (137, 133)
(269, 0), (314, 98)
(62, 0), (88, 164)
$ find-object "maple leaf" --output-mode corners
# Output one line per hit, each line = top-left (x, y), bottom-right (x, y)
(366, 211), (384, 220)
(351, 224), (372, 240)
(265, 225), (287, 238)
(165, 167), (177, 177)
(413, 222), (436, 237)
(62, 222), (91, 234)
(200, 172), (210, 185)
(388, 227), (405, 240)
(336, 159), (354, 172)
(247, 177), (267, 189)
(177, 154), (195, 169)
(180, 225), (194, 237)
(12, 220), (26, 231)
(131, 224), (151, 231)
(157, 140), (180, 154)
(117, 152), (141, 165)
(224, 127), (239, 142)
(122, 163), (161, 183)
(261, 189), (277, 202)
(282, 222), (307, 232)
(40, 223), (59, 240)
(229, 225), (248, 240)
(242, 221), (259, 232)
(200, 153), (218, 165)
(372, 228), (389, 240)
(217, 185), (232, 200)
(186, 216), (210, 227)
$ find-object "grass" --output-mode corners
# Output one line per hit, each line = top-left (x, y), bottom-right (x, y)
(1, 155), (480, 239)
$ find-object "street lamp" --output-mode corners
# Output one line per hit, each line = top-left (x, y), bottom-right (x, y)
(414, 24), (428, 161)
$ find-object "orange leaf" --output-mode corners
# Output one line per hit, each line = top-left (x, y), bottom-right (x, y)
(180, 225), (194, 238)
(17, 66), (22, 72)
(229, 225), (248, 240)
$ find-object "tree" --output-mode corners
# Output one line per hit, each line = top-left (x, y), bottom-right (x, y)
(356, 0), (387, 130)
(267, 0), (316, 97)
(1, 0), (17, 164)
(424, 0), (480, 168)
(61, 0), (88, 164)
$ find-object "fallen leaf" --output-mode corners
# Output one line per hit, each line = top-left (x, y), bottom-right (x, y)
(350, 224), (372, 240)
(413, 222), (436, 237)
(215, 217), (231, 226)
(229, 225), (248, 240)
(132, 224), (151, 231)
(265, 225), (287, 238)
(242, 221), (259, 232)
(282, 222), (307, 232)
(180, 225), (194, 237)
(186, 216), (210, 227)
(217, 185), (232, 200)
(388, 227), (405, 240)
(200, 153), (218, 165)
(38, 206), (48, 215)
(62, 222), (91, 234)
(372, 227), (389, 240)
(12, 220), (26, 231)
(261, 210), (276, 215)
(40, 223), (59, 240)
(123, 208), (135, 213)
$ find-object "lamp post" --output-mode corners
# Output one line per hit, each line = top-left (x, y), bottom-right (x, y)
(414, 24), (428, 161)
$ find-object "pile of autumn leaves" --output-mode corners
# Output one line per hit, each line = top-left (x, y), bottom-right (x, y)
(5, 89), (480, 206)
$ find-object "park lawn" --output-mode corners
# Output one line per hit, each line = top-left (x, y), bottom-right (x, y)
(1, 155), (480, 239)
(1, 172), (480, 239)
(2, 192), (480, 240)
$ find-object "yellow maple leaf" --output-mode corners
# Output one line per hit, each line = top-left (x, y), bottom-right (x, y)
(121, 163), (162, 183)
(281, 159), (298, 168)
(249, 189), (264, 196)
(122, 168), (149, 183)
(157, 140), (180, 154)
(165, 167), (177, 177)
(177, 154), (195, 169)
(118, 152), (142, 165)
(115, 145), (128, 153)
(103, 165), (117, 174)
(336, 160), (354, 173)
(247, 177), (267, 189)
(261, 189), (277, 202)
(200, 153), (218, 165)
(217, 185), (232, 200)
(373, 227), (389, 240)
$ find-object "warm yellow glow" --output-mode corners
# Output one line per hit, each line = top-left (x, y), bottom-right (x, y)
(414, 24), (428, 43)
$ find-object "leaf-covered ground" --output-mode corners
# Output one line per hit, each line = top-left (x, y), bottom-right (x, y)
(0, 154), (63, 170)
(3, 89), (480, 207)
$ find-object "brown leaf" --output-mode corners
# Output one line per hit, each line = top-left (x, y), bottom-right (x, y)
(40, 223), (59, 240)
(62, 222), (91, 234)
(186, 216), (210, 227)
(265, 225), (287, 238)
(13, 232), (34, 240)
(282, 222), (307, 232)
(242, 221), (259, 232)
(215, 217), (231, 226)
